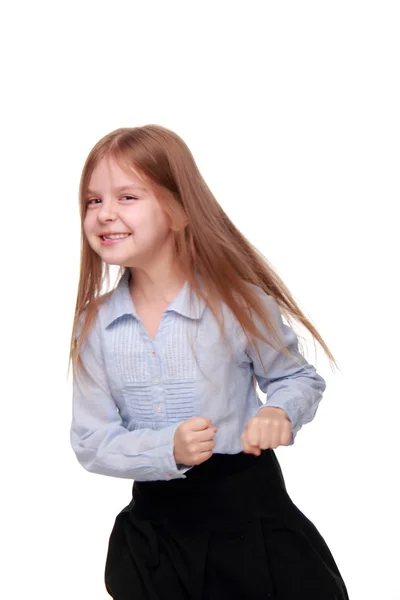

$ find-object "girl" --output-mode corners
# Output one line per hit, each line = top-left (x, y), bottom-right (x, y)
(69, 124), (349, 600)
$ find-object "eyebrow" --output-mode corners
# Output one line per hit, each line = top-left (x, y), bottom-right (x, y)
(86, 184), (148, 195)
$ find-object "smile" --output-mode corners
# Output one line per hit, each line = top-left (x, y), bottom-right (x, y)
(99, 233), (132, 245)
(101, 233), (131, 240)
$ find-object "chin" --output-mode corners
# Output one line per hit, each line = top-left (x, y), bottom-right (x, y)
(101, 253), (141, 269)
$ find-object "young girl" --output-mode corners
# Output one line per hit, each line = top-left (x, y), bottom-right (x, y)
(69, 124), (349, 600)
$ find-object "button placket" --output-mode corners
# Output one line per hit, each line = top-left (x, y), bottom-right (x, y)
(151, 342), (165, 418)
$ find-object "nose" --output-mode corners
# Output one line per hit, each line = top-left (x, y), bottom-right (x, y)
(97, 200), (117, 223)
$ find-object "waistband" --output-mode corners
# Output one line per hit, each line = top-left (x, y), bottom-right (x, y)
(130, 450), (288, 526)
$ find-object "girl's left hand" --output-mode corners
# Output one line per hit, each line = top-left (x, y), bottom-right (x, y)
(241, 406), (292, 455)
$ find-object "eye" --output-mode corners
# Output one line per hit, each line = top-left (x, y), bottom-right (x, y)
(85, 195), (138, 207)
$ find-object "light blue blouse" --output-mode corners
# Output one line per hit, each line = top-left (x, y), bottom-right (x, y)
(71, 269), (326, 481)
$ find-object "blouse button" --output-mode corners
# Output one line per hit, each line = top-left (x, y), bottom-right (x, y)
(154, 377), (160, 384)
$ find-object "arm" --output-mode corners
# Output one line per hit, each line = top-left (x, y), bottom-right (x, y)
(246, 290), (326, 444)
(70, 317), (186, 481)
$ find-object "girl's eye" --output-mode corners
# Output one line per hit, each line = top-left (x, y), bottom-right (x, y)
(86, 195), (138, 207)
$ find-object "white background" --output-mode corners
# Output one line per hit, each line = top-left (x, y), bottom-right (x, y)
(1, 1), (399, 599)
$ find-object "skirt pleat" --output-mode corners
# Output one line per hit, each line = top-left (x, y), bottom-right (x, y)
(104, 450), (349, 600)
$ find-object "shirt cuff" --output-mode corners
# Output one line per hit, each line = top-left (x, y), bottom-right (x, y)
(156, 422), (189, 480)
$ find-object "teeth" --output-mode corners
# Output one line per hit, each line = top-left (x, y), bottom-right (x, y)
(102, 233), (130, 240)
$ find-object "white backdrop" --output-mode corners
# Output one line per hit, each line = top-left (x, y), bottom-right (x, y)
(1, 1), (399, 599)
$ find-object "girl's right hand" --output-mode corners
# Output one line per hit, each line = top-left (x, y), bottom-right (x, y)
(173, 417), (217, 466)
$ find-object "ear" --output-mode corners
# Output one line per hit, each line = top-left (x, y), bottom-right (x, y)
(171, 214), (188, 232)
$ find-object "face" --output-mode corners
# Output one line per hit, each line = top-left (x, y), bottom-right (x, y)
(83, 156), (174, 268)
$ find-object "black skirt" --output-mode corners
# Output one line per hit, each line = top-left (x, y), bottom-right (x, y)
(104, 450), (349, 599)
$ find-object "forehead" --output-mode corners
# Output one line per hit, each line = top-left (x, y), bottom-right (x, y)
(87, 155), (149, 193)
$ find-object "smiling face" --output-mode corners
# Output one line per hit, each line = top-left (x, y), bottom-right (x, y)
(83, 155), (174, 268)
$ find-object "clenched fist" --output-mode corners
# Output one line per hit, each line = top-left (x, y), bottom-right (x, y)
(174, 417), (217, 466)
(241, 406), (292, 455)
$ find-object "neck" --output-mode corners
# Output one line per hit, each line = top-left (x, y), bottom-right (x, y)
(129, 260), (187, 305)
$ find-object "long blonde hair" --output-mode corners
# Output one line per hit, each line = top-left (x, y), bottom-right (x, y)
(69, 124), (337, 378)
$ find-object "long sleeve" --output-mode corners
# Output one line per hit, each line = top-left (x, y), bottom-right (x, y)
(70, 317), (186, 481)
(246, 290), (326, 444)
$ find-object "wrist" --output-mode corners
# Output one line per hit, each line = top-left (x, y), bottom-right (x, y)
(173, 446), (183, 465)
(258, 406), (290, 420)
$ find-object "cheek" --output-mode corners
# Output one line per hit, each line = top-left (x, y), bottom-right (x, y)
(83, 214), (97, 241)
(138, 209), (171, 239)
(82, 217), (91, 236)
